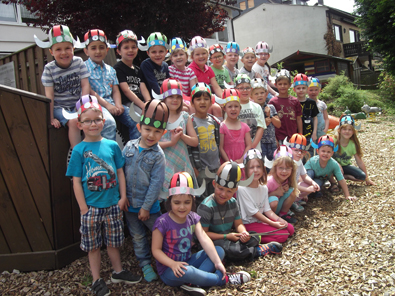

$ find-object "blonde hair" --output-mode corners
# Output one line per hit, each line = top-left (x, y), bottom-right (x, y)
(269, 157), (300, 196)
(245, 158), (267, 185)
(335, 123), (363, 157)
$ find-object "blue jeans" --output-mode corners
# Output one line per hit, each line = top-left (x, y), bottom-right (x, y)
(101, 107), (117, 141)
(306, 169), (325, 189)
(268, 187), (294, 215)
(115, 105), (140, 141)
(160, 246), (226, 287)
(343, 165), (366, 181)
(261, 142), (277, 161)
(124, 211), (161, 267)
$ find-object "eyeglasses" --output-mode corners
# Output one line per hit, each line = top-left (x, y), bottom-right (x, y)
(236, 87), (251, 91)
(80, 119), (104, 126)
(211, 55), (223, 60)
(278, 166), (292, 172)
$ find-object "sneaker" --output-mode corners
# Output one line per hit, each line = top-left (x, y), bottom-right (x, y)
(298, 200), (307, 206)
(111, 270), (142, 284)
(180, 284), (207, 296)
(91, 279), (110, 296)
(323, 180), (331, 188)
(280, 214), (297, 224)
(291, 201), (304, 212)
(257, 242), (283, 256)
(227, 271), (251, 285)
(142, 265), (158, 282)
(287, 210), (295, 216)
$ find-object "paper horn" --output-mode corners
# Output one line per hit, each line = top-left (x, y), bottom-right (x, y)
(224, 81), (234, 89)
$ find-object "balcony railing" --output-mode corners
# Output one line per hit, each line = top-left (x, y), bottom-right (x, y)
(343, 41), (369, 57)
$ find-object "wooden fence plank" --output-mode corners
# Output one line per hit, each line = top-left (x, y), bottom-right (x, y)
(11, 55), (20, 89)
(44, 49), (53, 63)
(0, 171), (31, 253)
(18, 52), (28, 91)
(26, 48), (38, 94)
(22, 96), (50, 175)
(0, 95), (52, 252)
(1, 92), (53, 248)
(0, 228), (10, 254)
(35, 47), (45, 96)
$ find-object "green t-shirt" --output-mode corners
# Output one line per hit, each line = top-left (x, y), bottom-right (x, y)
(211, 66), (231, 89)
(305, 155), (344, 181)
(333, 140), (356, 166)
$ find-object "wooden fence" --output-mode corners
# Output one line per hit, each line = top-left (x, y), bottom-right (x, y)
(0, 85), (84, 272)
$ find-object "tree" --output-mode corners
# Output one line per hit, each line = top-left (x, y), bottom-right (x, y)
(354, 0), (395, 75)
(2, 0), (236, 43)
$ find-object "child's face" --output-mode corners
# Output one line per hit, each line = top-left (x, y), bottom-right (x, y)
(275, 79), (291, 96)
(49, 42), (74, 68)
(235, 82), (252, 103)
(308, 86), (321, 99)
(77, 109), (105, 139)
(192, 48), (209, 68)
(210, 52), (224, 68)
(117, 40), (138, 63)
(241, 53), (256, 69)
(275, 160), (293, 183)
(170, 194), (193, 221)
(256, 52), (270, 66)
(224, 101), (241, 120)
(247, 159), (264, 182)
(84, 41), (108, 65)
(138, 124), (165, 148)
(213, 182), (237, 205)
(340, 125), (354, 140)
(251, 88), (268, 106)
(292, 148), (306, 162)
(294, 85), (308, 99)
(164, 94), (183, 113)
(317, 145), (334, 162)
(225, 52), (239, 67)
(192, 93), (212, 116)
(147, 45), (167, 66)
(170, 50), (188, 69)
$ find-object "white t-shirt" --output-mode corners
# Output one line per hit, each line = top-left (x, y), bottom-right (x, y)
(296, 161), (307, 183)
(237, 185), (271, 225)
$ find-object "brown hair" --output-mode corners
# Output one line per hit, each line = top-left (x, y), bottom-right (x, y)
(334, 123), (363, 157)
(269, 157), (300, 196)
(245, 158), (267, 185)
(165, 194), (197, 213)
(164, 95), (184, 114)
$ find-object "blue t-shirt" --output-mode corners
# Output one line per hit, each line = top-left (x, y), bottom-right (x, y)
(66, 139), (125, 208)
(304, 155), (344, 181)
(140, 58), (169, 96)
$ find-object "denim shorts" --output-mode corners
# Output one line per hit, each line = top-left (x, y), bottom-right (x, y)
(80, 204), (124, 252)
(53, 107), (73, 126)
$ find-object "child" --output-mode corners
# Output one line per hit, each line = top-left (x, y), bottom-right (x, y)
(250, 78), (281, 163)
(307, 77), (329, 139)
(239, 47), (262, 80)
(333, 115), (375, 185)
(198, 161), (283, 261)
(189, 83), (221, 202)
(209, 44), (232, 89)
(252, 41), (277, 97)
(217, 89), (252, 164)
(152, 172), (251, 296)
(66, 95), (141, 295)
(306, 135), (357, 200)
(83, 29), (137, 141)
(123, 99), (169, 282)
(113, 30), (151, 110)
(265, 146), (299, 223)
(234, 74), (266, 151)
(293, 74), (319, 143)
(238, 149), (294, 243)
(140, 32), (170, 96)
(284, 134), (320, 211)
(269, 69), (303, 145)
(38, 25), (90, 148)
(168, 37), (197, 97)
(158, 79), (198, 199)
(223, 42), (240, 83)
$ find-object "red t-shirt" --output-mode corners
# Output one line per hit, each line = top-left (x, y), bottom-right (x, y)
(269, 95), (302, 141)
(188, 61), (215, 84)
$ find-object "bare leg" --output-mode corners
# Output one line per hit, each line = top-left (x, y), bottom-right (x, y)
(67, 118), (81, 148)
(107, 246), (122, 273)
(281, 192), (296, 213)
(88, 248), (101, 282)
(270, 200), (278, 213)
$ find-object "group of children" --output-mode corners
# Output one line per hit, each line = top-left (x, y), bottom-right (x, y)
(36, 25), (376, 296)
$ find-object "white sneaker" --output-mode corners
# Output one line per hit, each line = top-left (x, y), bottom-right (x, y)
(227, 271), (251, 285)
(180, 284), (206, 296)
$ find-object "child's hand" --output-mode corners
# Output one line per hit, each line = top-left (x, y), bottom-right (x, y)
(51, 118), (61, 129)
(115, 104), (125, 115)
(346, 195), (357, 201)
(214, 262), (227, 280)
(282, 184), (289, 192)
(138, 208), (150, 221)
(273, 220), (287, 228)
(312, 133), (317, 142)
(312, 181), (320, 191)
(118, 198), (130, 212)
(171, 261), (188, 278)
(264, 106), (271, 117)
(170, 129), (182, 145)
(107, 104), (120, 116)
(235, 158), (243, 164)
(366, 179), (376, 186)
(227, 233), (242, 242)
(305, 185), (316, 194)
(270, 186), (284, 197)
(80, 207), (89, 215)
(239, 231), (251, 243)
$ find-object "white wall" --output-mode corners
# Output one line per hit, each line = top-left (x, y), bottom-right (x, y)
(233, 3), (328, 65)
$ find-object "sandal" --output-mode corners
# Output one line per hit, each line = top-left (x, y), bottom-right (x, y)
(329, 183), (340, 193)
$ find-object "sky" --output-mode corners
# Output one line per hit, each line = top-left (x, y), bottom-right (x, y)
(309, 0), (356, 14)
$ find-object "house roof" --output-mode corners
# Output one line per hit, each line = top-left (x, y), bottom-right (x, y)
(272, 50), (353, 67)
(211, 0), (243, 11)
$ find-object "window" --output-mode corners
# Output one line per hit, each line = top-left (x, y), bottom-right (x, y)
(333, 24), (342, 42)
(240, 1), (246, 10)
(0, 3), (17, 22)
(210, 22), (229, 42)
(248, 0), (255, 8)
(349, 29), (359, 43)
(315, 60), (331, 73)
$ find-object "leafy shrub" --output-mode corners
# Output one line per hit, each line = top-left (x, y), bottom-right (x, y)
(335, 85), (365, 113)
(379, 71), (395, 101)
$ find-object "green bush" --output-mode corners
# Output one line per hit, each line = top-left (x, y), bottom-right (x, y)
(320, 74), (353, 99)
(379, 71), (395, 101)
(335, 85), (365, 113)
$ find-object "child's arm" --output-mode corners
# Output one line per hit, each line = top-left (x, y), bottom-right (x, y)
(323, 109), (329, 134)
(299, 173), (320, 192)
(236, 131), (252, 164)
(219, 133), (229, 162)
(72, 177), (89, 215)
(271, 115), (281, 128)
(337, 179), (356, 201)
(158, 129), (182, 149)
(90, 89), (119, 116)
(118, 82), (146, 109)
(140, 82), (151, 102)
(251, 127), (264, 149)
(253, 210), (287, 228)
(196, 222), (226, 279)
(81, 77), (90, 96)
(44, 86), (61, 128)
(312, 116), (318, 141)
(112, 85), (124, 114)
(296, 116), (303, 135)
(152, 228), (188, 278)
(189, 78), (198, 90)
(180, 116), (198, 147)
(210, 77), (223, 98)
(354, 154), (376, 185)
(233, 219), (251, 243)
(117, 168), (129, 211)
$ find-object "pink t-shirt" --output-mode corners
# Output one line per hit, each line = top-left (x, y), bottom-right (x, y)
(267, 175), (289, 197)
(188, 61), (215, 85)
(169, 65), (197, 96)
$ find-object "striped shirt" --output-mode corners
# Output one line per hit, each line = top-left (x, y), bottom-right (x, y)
(169, 65), (196, 96)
